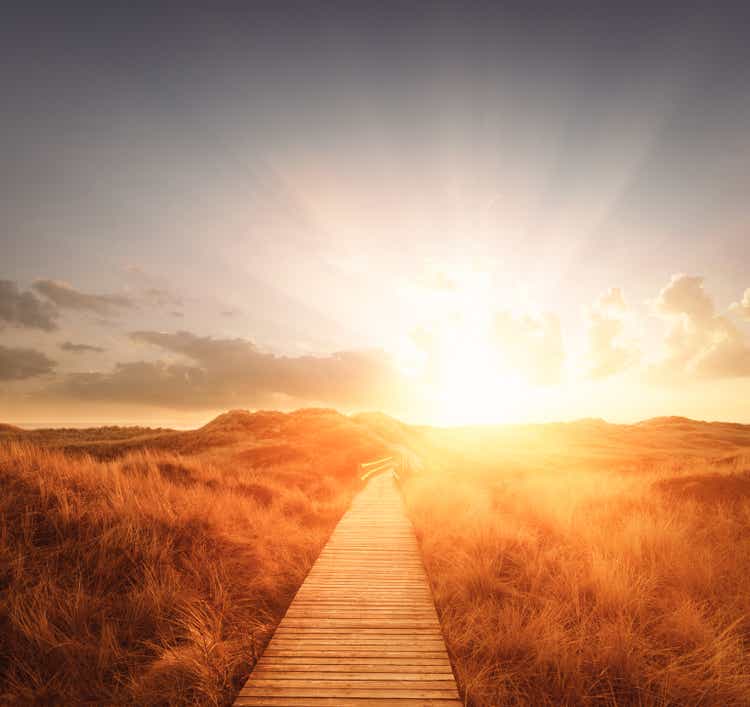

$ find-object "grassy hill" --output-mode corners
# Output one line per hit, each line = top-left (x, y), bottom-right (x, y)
(2, 411), (749, 705)
(0, 409), (394, 705)
(400, 417), (750, 706)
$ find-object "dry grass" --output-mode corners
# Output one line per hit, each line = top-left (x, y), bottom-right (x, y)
(4, 409), (750, 706)
(403, 432), (750, 706)
(0, 409), (390, 705)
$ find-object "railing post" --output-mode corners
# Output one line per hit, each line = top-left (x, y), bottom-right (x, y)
(359, 456), (396, 482)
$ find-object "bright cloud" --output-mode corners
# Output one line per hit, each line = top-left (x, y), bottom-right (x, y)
(652, 274), (750, 379)
(3, 270), (750, 422)
(583, 287), (638, 379)
(730, 288), (750, 320)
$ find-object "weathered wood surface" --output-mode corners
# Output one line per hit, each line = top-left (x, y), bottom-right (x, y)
(234, 472), (461, 706)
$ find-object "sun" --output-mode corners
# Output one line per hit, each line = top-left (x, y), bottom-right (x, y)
(429, 314), (529, 426)
(394, 268), (531, 425)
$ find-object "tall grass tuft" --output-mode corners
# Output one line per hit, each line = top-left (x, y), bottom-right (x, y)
(0, 442), (353, 705)
(404, 459), (750, 706)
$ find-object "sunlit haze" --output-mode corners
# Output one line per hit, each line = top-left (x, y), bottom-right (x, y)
(2, 3), (749, 426)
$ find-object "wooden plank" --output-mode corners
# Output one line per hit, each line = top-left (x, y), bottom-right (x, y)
(245, 679), (457, 690)
(268, 639), (446, 646)
(280, 621), (441, 629)
(273, 628), (442, 634)
(265, 649), (450, 655)
(269, 635), (443, 648)
(240, 687), (459, 698)
(233, 473), (460, 705)
(287, 607), (435, 621)
(287, 604), (436, 609)
(261, 654), (449, 661)
(250, 667), (456, 677)
(254, 659), (453, 668)
(235, 698), (463, 706)
(268, 636), (446, 643)
(251, 672), (453, 681)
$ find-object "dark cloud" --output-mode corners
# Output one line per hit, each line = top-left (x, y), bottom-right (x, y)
(33, 280), (134, 315)
(143, 287), (183, 309)
(0, 345), (56, 380)
(60, 341), (106, 354)
(94, 318), (118, 328)
(0, 280), (58, 331)
(47, 330), (403, 409)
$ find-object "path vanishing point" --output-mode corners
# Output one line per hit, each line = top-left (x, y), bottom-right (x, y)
(234, 467), (461, 706)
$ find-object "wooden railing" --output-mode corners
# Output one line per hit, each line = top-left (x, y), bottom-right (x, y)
(359, 451), (420, 484)
(359, 456), (396, 482)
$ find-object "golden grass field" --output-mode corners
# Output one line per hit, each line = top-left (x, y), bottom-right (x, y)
(2, 410), (749, 705)
(402, 418), (750, 706)
(0, 409), (389, 705)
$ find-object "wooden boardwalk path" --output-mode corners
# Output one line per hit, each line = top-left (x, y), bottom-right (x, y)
(234, 471), (461, 706)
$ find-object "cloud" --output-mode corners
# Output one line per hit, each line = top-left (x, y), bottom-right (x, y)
(730, 288), (750, 320)
(494, 311), (564, 385)
(33, 280), (134, 315)
(652, 274), (750, 379)
(0, 280), (58, 331)
(584, 287), (638, 379)
(691, 328), (750, 378)
(122, 265), (149, 278)
(597, 286), (627, 312)
(142, 287), (184, 309)
(45, 330), (404, 409)
(0, 345), (56, 380)
(653, 274), (714, 322)
(60, 341), (106, 354)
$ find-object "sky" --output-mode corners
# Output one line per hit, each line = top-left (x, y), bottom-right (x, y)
(1, 2), (749, 426)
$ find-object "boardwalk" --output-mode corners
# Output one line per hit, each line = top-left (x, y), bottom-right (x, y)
(234, 471), (461, 706)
